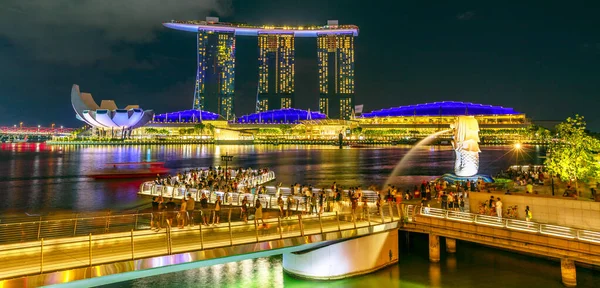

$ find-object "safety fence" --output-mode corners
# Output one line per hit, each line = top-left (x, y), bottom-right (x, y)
(412, 206), (600, 244)
(0, 203), (404, 280)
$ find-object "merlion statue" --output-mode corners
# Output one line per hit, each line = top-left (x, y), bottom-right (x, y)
(451, 116), (480, 177)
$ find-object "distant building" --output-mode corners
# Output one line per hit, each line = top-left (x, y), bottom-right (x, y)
(163, 18), (359, 119)
(258, 34), (295, 111)
(193, 29), (236, 120)
(70, 84), (154, 135)
(318, 33), (355, 120)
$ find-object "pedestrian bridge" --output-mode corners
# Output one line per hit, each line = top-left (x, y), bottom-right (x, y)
(1, 203), (600, 287)
(0, 202), (402, 287)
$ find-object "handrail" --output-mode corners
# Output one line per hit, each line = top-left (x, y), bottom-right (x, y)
(413, 205), (600, 244)
(0, 204), (400, 280)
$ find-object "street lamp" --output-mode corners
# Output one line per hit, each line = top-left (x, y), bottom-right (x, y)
(220, 152), (234, 183)
(514, 143), (522, 168)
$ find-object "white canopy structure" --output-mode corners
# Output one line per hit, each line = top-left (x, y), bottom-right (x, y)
(71, 84), (153, 129)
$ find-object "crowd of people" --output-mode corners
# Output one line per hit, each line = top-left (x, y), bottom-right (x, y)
(153, 167), (272, 193)
(148, 171), (550, 232)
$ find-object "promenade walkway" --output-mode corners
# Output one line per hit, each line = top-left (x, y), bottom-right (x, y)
(2, 197), (599, 286)
(0, 202), (401, 282)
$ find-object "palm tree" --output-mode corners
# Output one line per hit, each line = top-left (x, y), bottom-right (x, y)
(194, 123), (206, 135)
(205, 123), (215, 136)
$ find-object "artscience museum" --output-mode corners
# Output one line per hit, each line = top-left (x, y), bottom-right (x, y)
(71, 84), (154, 134)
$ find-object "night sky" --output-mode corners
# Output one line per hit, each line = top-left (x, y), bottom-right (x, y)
(0, 1), (598, 131)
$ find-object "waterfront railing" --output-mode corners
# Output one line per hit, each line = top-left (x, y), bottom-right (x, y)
(409, 205), (600, 244)
(0, 203), (402, 280)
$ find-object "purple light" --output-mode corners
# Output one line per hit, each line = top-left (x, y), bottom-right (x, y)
(236, 108), (326, 124)
(153, 110), (221, 122)
(361, 101), (520, 118)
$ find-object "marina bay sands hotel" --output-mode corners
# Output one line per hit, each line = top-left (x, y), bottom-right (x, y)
(164, 17), (359, 120)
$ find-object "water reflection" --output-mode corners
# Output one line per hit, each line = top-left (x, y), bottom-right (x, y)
(101, 236), (598, 288)
(0, 144), (542, 213)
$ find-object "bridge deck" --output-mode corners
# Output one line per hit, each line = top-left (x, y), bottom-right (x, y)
(0, 208), (398, 281)
(2, 203), (600, 286)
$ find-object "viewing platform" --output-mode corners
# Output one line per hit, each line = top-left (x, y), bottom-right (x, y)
(1, 200), (599, 286)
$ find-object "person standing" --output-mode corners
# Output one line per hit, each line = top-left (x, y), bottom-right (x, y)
(213, 196), (222, 225)
(459, 196), (465, 212)
(311, 193), (318, 215)
(177, 198), (187, 229)
(286, 195), (293, 218)
(186, 193), (195, 227)
(351, 192), (359, 221)
(495, 198), (503, 220)
(255, 198), (265, 226)
(525, 205), (532, 226)
(200, 193), (209, 226)
(151, 197), (161, 231)
(441, 192), (448, 210)
(241, 196), (248, 223)
(277, 195), (284, 218)
(318, 191), (325, 215)
(164, 198), (176, 228)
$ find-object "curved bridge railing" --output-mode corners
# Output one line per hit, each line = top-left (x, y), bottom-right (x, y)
(409, 205), (600, 244)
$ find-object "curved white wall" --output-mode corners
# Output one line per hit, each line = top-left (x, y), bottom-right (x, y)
(283, 230), (398, 280)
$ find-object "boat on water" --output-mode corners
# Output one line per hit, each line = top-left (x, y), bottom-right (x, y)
(5, 136), (28, 143)
(89, 162), (170, 179)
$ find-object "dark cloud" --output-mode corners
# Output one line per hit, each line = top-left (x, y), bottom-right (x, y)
(456, 11), (475, 20)
(0, 0), (230, 65)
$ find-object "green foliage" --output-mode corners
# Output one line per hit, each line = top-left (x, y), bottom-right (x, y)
(194, 123), (205, 134)
(258, 128), (280, 134)
(278, 124), (292, 134)
(545, 115), (600, 191)
(351, 127), (363, 135)
(144, 128), (158, 134)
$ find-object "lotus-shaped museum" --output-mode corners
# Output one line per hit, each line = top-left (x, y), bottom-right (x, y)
(71, 84), (154, 130)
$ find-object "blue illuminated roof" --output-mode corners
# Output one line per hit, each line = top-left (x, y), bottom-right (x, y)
(361, 101), (521, 118)
(236, 108), (326, 124)
(153, 110), (222, 122)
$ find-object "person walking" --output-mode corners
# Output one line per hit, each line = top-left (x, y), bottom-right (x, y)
(186, 193), (195, 227)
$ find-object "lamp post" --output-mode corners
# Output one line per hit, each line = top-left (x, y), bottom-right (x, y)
(514, 143), (522, 168)
(221, 152), (234, 183)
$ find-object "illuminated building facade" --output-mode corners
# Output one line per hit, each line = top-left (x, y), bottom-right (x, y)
(164, 18), (358, 119)
(318, 32), (355, 120)
(194, 28), (236, 120)
(258, 34), (295, 112)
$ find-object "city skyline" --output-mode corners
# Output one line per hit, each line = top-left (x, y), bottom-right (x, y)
(0, 1), (598, 130)
(169, 18), (358, 119)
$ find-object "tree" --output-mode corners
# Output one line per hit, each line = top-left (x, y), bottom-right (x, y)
(278, 124), (292, 135)
(194, 123), (205, 135)
(545, 115), (600, 196)
(205, 123), (215, 136)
